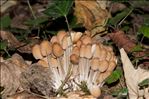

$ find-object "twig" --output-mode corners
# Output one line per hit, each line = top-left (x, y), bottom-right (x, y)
(27, 0), (36, 19)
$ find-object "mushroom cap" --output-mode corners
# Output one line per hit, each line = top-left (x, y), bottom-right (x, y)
(107, 61), (116, 72)
(89, 85), (101, 98)
(97, 71), (111, 83)
(76, 40), (82, 48)
(84, 44), (92, 59)
(62, 35), (72, 49)
(40, 40), (52, 56)
(70, 54), (79, 64)
(81, 35), (92, 45)
(38, 59), (49, 68)
(73, 32), (82, 43)
(32, 44), (43, 59)
(92, 44), (101, 58)
(98, 60), (109, 72)
(50, 36), (59, 44)
(72, 46), (80, 56)
(52, 43), (64, 57)
(80, 44), (86, 57)
(49, 57), (59, 68)
(90, 58), (99, 70)
(57, 30), (67, 43)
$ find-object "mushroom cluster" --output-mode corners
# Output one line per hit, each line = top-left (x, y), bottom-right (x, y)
(32, 31), (117, 97)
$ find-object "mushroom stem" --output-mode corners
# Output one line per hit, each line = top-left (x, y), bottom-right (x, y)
(84, 58), (90, 81)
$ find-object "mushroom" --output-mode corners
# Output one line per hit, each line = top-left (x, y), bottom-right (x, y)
(40, 40), (52, 57)
(89, 85), (101, 98)
(32, 44), (43, 59)
(81, 35), (92, 45)
(57, 30), (67, 44)
(37, 59), (49, 68)
(73, 32), (82, 43)
(50, 36), (59, 44)
(52, 42), (64, 57)
(70, 54), (79, 65)
(98, 60), (109, 72)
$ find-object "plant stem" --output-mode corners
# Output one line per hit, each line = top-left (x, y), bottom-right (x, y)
(118, 8), (133, 27)
(27, 0), (36, 19)
(64, 15), (73, 42)
(56, 65), (72, 96)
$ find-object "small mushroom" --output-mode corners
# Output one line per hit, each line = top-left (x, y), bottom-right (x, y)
(107, 61), (116, 72)
(92, 44), (101, 58)
(52, 43), (64, 57)
(40, 40), (52, 56)
(70, 54), (79, 64)
(89, 85), (101, 98)
(37, 59), (49, 68)
(98, 60), (109, 72)
(32, 44), (43, 59)
(73, 32), (82, 43)
(90, 58), (99, 71)
(84, 44), (92, 59)
(50, 36), (59, 44)
(72, 46), (80, 56)
(81, 35), (92, 45)
(97, 71), (111, 83)
(57, 30), (67, 43)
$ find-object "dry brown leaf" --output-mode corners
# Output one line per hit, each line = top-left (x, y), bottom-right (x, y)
(0, 54), (28, 99)
(74, 0), (109, 35)
(7, 91), (46, 99)
(0, 30), (37, 53)
(120, 48), (149, 99)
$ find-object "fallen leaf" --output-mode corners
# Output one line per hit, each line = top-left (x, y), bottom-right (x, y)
(120, 48), (149, 99)
(74, 0), (109, 36)
(0, 54), (28, 98)
(0, 30), (36, 53)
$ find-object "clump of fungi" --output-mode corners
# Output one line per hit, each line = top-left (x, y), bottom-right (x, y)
(32, 30), (117, 98)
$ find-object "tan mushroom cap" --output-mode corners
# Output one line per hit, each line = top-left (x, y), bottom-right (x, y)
(40, 40), (52, 56)
(84, 44), (92, 59)
(97, 71), (112, 83)
(107, 61), (116, 72)
(32, 44), (43, 59)
(49, 57), (59, 68)
(37, 59), (49, 68)
(90, 58), (99, 70)
(98, 60), (109, 72)
(72, 46), (80, 56)
(73, 32), (82, 43)
(52, 42), (64, 57)
(76, 40), (82, 48)
(50, 36), (59, 44)
(62, 35), (71, 50)
(89, 85), (101, 98)
(70, 54), (79, 64)
(80, 44), (86, 58)
(57, 30), (67, 43)
(81, 35), (92, 45)
(92, 44), (101, 58)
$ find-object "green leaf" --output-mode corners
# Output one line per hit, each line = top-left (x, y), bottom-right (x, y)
(44, 0), (73, 19)
(138, 25), (149, 38)
(0, 41), (7, 50)
(108, 8), (133, 26)
(131, 44), (143, 52)
(0, 15), (11, 28)
(105, 69), (122, 84)
(112, 88), (128, 97)
(138, 78), (149, 87)
(69, 16), (83, 29)
(25, 17), (48, 26)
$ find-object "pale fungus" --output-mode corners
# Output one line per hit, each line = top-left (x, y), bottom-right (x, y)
(31, 31), (117, 97)
(32, 44), (43, 59)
